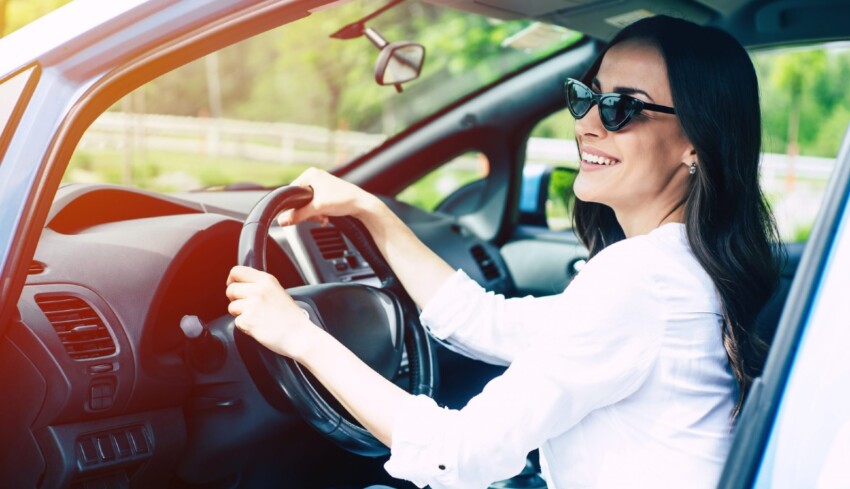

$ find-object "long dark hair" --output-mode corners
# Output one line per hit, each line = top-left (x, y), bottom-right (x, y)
(573, 16), (780, 416)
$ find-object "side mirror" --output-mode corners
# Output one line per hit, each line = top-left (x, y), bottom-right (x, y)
(519, 164), (577, 229)
(375, 41), (425, 88)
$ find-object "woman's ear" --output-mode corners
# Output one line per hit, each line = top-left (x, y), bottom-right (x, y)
(680, 147), (697, 169)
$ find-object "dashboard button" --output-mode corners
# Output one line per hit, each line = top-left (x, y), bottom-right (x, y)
(88, 363), (113, 374)
(96, 435), (115, 461)
(78, 437), (98, 464)
(113, 432), (132, 457)
(129, 428), (149, 454)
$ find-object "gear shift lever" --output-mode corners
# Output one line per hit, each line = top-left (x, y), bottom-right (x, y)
(180, 315), (226, 373)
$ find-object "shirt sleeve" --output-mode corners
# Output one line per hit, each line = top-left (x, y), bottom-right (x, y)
(420, 270), (566, 365)
(386, 239), (667, 488)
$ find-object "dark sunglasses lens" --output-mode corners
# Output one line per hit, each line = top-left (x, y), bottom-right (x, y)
(599, 96), (635, 130)
(567, 82), (592, 117)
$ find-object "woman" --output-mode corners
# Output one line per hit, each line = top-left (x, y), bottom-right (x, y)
(225, 15), (779, 488)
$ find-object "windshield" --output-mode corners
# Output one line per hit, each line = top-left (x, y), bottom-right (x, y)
(67, 0), (581, 192)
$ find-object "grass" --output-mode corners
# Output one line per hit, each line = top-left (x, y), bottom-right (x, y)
(66, 149), (314, 192)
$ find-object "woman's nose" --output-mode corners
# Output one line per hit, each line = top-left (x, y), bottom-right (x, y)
(574, 105), (606, 138)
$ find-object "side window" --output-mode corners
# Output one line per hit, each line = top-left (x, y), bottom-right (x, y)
(751, 45), (850, 243)
(396, 151), (489, 212)
(524, 108), (578, 230)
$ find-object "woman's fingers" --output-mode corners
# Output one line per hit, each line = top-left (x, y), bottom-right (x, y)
(289, 166), (322, 188)
(277, 167), (367, 228)
(278, 204), (327, 227)
(228, 298), (245, 317)
(233, 313), (252, 335)
(225, 281), (254, 300)
(226, 267), (292, 306)
(227, 265), (273, 286)
(278, 170), (320, 226)
(277, 209), (296, 226)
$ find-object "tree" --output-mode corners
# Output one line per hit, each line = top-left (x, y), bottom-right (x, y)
(1, 0), (72, 37)
(0, 0), (7, 36)
(754, 47), (850, 158)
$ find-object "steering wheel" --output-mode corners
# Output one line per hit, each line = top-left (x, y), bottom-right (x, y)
(234, 185), (436, 456)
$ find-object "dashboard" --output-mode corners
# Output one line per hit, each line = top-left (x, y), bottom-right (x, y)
(0, 183), (514, 487)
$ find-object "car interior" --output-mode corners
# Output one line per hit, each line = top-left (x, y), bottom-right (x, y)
(0, 0), (845, 488)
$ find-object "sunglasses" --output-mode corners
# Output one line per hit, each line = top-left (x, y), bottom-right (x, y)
(564, 78), (676, 131)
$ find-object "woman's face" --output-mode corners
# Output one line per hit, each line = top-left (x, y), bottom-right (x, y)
(573, 40), (694, 230)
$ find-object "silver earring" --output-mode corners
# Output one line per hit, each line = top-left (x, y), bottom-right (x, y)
(689, 162), (697, 175)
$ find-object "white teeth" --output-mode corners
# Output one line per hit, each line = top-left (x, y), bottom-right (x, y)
(581, 151), (618, 166)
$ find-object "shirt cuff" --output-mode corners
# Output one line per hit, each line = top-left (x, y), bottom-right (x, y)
(384, 395), (460, 489)
(419, 269), (480, 341)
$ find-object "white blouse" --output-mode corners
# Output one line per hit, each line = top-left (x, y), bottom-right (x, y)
(384, 223), (736, 488)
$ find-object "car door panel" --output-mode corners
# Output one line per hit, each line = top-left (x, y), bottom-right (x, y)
(502, 227), (587, 297)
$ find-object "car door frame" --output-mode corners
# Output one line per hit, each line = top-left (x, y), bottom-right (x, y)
(0, 0), (333, 333)
(719, 123), (850, 486)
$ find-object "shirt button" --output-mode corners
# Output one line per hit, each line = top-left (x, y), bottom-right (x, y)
(438, 464), (446, 470)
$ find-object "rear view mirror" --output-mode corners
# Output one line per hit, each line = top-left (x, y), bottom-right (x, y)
(330, 0), (425, 93)
(375, 42), (425, 88)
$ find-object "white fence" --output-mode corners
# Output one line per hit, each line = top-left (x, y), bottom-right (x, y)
(80, 112), (836, 182)
(79, 112), (388, 169)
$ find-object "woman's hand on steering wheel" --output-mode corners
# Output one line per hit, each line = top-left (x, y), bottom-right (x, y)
(226, 265), (319, 361)
(277, 168), (382, 227)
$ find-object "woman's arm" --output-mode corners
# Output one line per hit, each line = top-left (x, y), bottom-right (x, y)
(419, 271), (566, 365)
(226, 237), (667, 488)
(280, 169), (556, 363)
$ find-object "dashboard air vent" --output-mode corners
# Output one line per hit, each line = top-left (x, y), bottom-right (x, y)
(470, 245), (501, 281)
(35, 295), (116, 360)
(310, 227), (347, 260)
(28, 261), (46, 274)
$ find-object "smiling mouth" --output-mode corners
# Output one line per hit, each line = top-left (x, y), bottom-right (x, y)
(581, 151), (621, 166)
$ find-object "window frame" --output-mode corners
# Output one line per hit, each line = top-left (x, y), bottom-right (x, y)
(719, 117), (850, 488)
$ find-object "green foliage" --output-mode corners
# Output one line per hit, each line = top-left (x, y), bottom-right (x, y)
(396, 152), (487, 211)
(21, 0), (850, 234)
(531, 109), (576, 141)
(754, 46), (850, 157)
(11, 2), (850, 164)
(121, 1), (581, 139)
(1, 0), (72, 35)
(396, 169), (483, 211)
(545, 168), (577, 230)
(791, 222), (813, 243)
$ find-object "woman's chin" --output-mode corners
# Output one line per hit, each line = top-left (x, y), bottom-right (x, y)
(573, 179), (602, 204)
